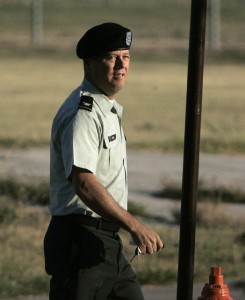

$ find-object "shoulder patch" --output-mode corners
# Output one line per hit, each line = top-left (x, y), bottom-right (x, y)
(79, 95), (93, 112)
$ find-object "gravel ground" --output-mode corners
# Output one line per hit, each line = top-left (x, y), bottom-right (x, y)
(1, 147), (245, 300)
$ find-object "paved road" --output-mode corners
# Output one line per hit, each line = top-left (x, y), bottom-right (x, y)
(1, 148), (245, 300)
(1, 148), (245, 222)
(5, 280), (245, 300)
(1, 148), (245, 189)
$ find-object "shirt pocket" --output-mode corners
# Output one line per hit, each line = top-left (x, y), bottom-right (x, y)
(103, 131), (120, 149)
(97, 130), (121, 176)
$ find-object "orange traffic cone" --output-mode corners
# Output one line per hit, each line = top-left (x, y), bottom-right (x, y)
(197, 266), (233, 300)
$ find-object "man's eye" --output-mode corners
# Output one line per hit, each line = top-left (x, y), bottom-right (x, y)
(105, 56), (116, 61)
(103, 54), (130, 62)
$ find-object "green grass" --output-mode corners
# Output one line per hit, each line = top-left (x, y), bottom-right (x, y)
(0, 1), (244, 297)
(122, 225), (245, 285)
(0, 200), (244, 298)
(0, 0), (244, 153)
(0, 55), (244, 153)
(0, 201), (49, 299)
(0, 178), (245, 298)
(0, 178), (50, 206)
(1, 177), (245, 208)
(1, 0), (244, 44)
(154, 180), (245, 204)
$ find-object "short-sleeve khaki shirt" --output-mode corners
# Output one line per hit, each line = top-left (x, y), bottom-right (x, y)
(49, 80), (128, 217)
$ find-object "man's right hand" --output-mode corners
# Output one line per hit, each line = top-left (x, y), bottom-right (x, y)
(129, 220), (164, 255)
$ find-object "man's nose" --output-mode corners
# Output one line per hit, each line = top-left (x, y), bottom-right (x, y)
(115, 57), (124, 69)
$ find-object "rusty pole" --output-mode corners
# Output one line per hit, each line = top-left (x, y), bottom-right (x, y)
(176, 1), (207, 300)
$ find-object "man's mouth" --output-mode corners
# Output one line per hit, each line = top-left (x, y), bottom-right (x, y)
(113, 73), (125, 78)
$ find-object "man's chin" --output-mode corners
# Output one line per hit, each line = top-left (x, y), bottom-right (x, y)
(114, 80), (126, 90)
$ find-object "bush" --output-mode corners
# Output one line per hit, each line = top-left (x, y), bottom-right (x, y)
(0, 200), (17, 224)
(0, 178), (50, 206)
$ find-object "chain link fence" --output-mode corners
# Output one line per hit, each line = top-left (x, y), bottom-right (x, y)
(1, 0), (244, 60)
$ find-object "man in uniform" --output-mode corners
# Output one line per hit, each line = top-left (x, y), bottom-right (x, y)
(44, 22), (164, 300)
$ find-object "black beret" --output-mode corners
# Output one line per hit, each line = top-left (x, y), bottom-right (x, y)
(76, 22), (132, 59)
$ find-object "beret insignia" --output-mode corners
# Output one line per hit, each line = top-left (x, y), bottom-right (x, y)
(126, 32), (132, 46)
(76, 22), (132, 59)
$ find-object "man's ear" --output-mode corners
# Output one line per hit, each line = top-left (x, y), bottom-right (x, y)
(83, 59), (92, 73)
(84, 59), (89, 65)
(83, 59), (91, 67)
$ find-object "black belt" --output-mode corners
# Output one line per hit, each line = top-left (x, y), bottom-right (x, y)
(53, 214), (120, 233)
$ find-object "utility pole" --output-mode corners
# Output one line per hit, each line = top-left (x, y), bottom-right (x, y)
(176, 0), (207, 299)
(31, 0), (43, 44)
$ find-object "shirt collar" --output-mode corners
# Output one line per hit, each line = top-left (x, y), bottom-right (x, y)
(80, 79), (123, 118)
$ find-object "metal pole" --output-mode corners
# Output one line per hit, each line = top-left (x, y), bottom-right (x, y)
(176, 1), (207, 300)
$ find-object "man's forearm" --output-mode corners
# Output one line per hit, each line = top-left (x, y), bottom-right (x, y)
(71, 169), (139, 232)
(71, 167), (164, 254)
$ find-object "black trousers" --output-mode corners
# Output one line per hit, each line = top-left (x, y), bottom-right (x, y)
(44, 216), (145, 300)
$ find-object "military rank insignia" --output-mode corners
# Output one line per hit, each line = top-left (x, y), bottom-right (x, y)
(79, 95), (93, 112)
